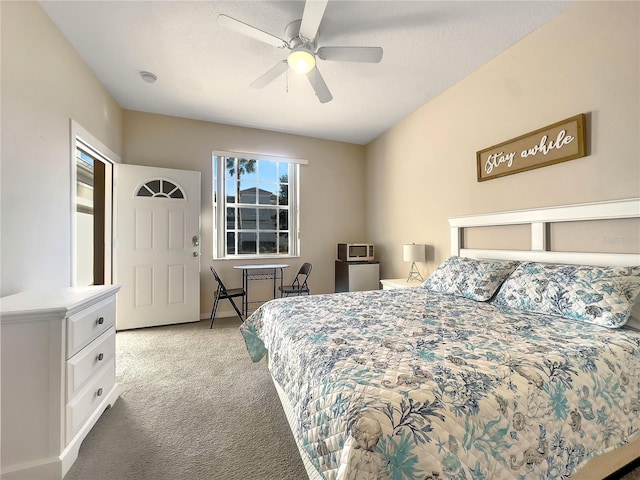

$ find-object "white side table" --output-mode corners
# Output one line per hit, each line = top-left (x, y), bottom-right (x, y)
(380, 278), (423, 290)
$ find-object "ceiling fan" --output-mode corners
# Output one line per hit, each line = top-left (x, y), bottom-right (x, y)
(218, 0), (383, 103)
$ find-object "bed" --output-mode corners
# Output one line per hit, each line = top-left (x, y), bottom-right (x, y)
(240, 198), (640, 480)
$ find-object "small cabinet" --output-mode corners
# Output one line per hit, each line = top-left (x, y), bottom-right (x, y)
(1, 285), (121, 480)
(335, 260), (380, 292)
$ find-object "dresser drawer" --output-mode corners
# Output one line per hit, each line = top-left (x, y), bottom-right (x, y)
(67, 296), (115, 359)
(67, 327), (116, 399)
(66, 358), (115, 442)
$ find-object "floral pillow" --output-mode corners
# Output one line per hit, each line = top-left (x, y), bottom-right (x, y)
(422, 256), (518, 301)
(494, 262), (640, 328)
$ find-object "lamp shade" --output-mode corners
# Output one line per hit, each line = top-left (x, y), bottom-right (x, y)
(287, 49), (316, 74)
(403, 243), (426, 262)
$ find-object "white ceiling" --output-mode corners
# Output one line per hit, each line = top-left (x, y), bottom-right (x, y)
(40, 1), (573, 145)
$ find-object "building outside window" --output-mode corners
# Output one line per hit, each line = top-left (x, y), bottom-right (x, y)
(213, 152), (303, 258)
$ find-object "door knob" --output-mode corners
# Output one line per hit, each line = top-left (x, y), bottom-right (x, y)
(193, 251), (200, 257)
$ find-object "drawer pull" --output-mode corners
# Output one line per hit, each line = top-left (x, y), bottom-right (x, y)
(96, 388), (103, 397)
(96, 353), (104, 361)
(96, 316), (105, 325)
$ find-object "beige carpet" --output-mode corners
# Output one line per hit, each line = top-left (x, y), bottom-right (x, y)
(66, 317), (639, 480)
(66, 317), (308, 480)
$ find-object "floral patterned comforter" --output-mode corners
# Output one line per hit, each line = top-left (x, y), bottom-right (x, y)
(240, 288), (640, 480)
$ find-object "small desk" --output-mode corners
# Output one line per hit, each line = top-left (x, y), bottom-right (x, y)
(233, 264), (289, 316)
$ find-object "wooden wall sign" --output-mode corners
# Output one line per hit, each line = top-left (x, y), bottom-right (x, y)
(476, 114), (586, 182)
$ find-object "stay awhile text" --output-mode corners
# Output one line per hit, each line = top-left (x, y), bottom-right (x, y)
(484, 129), (575, 174)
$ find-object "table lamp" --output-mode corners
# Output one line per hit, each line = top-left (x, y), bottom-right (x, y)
(403, 243), (426, 282)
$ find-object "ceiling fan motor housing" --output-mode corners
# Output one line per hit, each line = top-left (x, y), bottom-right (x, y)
(285, 19), (316, 51)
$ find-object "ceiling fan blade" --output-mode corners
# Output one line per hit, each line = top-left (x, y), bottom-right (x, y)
(317, 46), (383, 63)
(218, 14), (288, 49)
(299, 0), (328, 42)
(305, 67), (332, 103)
(250, 61), (289, 89)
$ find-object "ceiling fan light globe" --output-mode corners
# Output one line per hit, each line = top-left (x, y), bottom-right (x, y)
(287, 50), (315, 74)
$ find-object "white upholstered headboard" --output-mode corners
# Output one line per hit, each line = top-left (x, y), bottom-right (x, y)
(449, 198), (640, 267)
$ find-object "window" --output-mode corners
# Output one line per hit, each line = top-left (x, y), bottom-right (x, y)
(213, 152), (303, 258)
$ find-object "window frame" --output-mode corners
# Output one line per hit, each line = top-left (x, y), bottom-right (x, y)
(212, 150), (305, 260)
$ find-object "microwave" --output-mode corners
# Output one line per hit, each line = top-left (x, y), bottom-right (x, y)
(338, 243), (375, 262)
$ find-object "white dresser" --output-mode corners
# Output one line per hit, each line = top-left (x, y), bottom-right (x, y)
(1, 285), (121, 479)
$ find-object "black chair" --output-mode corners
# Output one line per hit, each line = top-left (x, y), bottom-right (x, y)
(279, 262), (312, 297)
(210, 266), (246, 328)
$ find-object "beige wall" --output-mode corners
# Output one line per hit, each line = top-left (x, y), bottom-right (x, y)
(0, 0), (365, 313)
(122, 111), (366, 317)
(0, 1), (123, 296)
(4, 0), (637, 309)
(365, 1), (640, 280)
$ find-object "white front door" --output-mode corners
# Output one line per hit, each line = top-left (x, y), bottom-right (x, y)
(115, 164), (201, 330)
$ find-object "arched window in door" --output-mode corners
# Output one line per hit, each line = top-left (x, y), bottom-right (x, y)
(135, 179), (185, 199)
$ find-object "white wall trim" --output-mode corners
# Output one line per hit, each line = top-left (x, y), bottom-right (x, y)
(69, 119), (122, 287)
(212, 149), (308, 165)
(71, 120), (121, 165)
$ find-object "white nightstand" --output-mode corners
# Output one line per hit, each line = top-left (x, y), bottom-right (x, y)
(380, 278), (423, 290)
